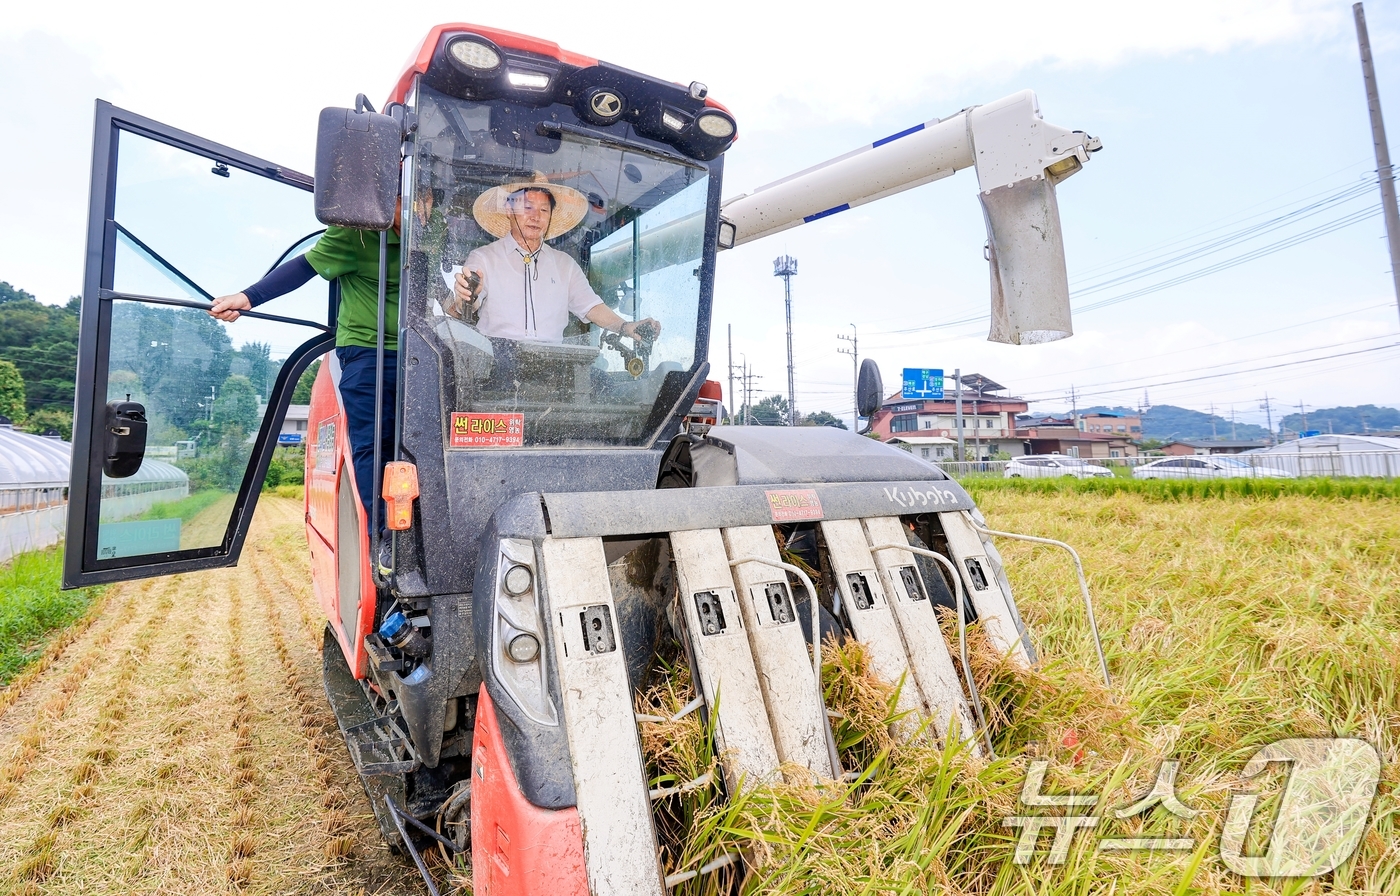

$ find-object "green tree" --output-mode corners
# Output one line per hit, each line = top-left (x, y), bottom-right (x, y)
(0, 284), (79, 417)
(214, 375), (259, 432)
(800, 410), (847, 429)
(292, 359), (321, 404)
(741, 395), (790, 426)
(21, 408), (72, 441)
(0, 360), (26, 423)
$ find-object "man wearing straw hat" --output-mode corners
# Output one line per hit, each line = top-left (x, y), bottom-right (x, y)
(450, 173), (660, 344)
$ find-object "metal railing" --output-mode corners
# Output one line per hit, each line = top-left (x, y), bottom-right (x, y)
(926, 451), (1400, 481)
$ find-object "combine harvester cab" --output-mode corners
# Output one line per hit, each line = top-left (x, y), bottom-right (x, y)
(62, 21), (1103, 894)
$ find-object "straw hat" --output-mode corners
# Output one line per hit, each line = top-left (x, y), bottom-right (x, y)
(471, 172), (589, 240)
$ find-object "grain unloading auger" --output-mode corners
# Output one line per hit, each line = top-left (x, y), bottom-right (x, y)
(62, 22), (1105, 896)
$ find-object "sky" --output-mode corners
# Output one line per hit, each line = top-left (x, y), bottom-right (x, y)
(3, 0), (1400, 429)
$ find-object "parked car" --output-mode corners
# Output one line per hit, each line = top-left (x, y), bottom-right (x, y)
(1132, 455), (1296, 480)
(1004, 455), (1114, 479)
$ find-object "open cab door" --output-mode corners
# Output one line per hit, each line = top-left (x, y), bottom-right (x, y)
(63, 102), (336, 588)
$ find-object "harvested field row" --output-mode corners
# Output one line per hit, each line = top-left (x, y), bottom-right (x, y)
(0, 497), (416, 895)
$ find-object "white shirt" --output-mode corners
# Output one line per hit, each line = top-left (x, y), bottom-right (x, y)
(466, 235), (603, 342)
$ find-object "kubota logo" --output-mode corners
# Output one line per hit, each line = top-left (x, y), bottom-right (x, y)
(590, 91), (623, 118)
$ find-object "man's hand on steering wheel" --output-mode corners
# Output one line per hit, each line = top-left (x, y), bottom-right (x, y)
(621, 317), (661, 341)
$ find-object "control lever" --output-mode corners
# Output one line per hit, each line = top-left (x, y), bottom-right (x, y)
(602, 322), (654, 378)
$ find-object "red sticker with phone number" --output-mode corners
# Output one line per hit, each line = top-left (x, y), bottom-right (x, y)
(450, 412), (524, 448)
(765, 489), (824, 522)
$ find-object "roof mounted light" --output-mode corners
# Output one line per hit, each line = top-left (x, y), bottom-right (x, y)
(661, 109), (688, 132)
(696, 112), (735, 139)
(448, 38), (501, 71)
(507, 70), (551, 90)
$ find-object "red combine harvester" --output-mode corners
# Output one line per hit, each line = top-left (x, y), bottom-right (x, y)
(64, 23), (1106, 895)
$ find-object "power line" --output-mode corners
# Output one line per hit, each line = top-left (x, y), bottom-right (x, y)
(1010, 300), (1394, 387)
(1030, 341), (1400, 404)
(866, 179), (1387, 338)
(1019, 330), (1400, 401)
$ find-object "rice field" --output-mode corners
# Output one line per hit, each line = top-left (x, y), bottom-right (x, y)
(0, 490), (1395, 894)
(627, 490), (1400, 896)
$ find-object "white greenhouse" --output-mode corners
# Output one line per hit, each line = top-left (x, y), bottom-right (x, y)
(1251, 434), (1400, 478)
(0, 424), (71, 563)
(97, 457), (190, 521)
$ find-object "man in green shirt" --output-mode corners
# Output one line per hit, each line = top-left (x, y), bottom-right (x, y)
(209, 223), (400, 540)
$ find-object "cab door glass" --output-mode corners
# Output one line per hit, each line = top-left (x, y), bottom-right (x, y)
(112, 129), (328, 325)
(94, 128), (328, 561)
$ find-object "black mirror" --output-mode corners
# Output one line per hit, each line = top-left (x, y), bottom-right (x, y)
(314, 101), (401, 230)
(103, 400), (147, 479)
(857, 359), (884, 420)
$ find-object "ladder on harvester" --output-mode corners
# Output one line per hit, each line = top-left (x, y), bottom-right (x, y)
(540, 512), (1031, 895)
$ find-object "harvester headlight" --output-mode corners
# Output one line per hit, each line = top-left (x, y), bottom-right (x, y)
(696, 113), (734, 139)
(504, 563), (533, 595)
(507, 70), (551, 90)
(449, 39), (501, 71)
(493, 540), (557, 725)
(507, 632), (541, 663)
(661, 109), (688, 132)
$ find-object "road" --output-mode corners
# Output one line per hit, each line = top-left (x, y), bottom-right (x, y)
(0, 497), (427, 895)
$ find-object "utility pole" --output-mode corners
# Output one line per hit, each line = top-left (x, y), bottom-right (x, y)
(1209, 402), (1218, 439)
(1354, 3), (1400, 326)
(773, 255), (799, 425)
(740, 355), (750, 425)
(1298, 401), (1310, 434)
(738, 360), (762, 426)
(1260, 393), (1275, 444)
(954, 368), (965, 461)
(837, 325), (858, 431)
(727, 324), (735, 424)
(1069, 385), (1079, 421)
(1230, 405), (1237, 440)
(973, 380), (984, 461)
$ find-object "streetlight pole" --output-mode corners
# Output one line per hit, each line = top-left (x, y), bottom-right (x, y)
(773, 256), (798, 425)
(837, 324), (858, 431)
(1354, 2), (1400, 326)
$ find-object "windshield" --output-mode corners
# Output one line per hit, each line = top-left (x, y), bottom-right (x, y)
(1214, 456), (1252, 467)
(404, 84), (712, 448)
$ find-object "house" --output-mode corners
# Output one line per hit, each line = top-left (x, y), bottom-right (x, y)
(1162, 439), (1268, 456)
(885, 434), (959, 462)
(1015, 418), (1139, 459)
(278, 404), (311, 445)
(1077, 410), (1142, 438)
(867, 374), (1029, 460)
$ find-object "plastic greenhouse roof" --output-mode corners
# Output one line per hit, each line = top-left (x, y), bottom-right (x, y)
(101, 458), (189, 487)
(0, 425), (71, 489)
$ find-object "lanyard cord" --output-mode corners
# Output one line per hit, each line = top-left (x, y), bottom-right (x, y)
(514, 245), (539, 334)
(509, 209), (549, 336)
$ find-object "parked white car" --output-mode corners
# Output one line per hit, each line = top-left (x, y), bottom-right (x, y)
(1132, 455), (1296, 480)
(1004, 455), (1114, 479)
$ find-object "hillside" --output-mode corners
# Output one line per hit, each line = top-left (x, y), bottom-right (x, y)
(1140, 405), (1269, 441)
(0, 282), (79, 421)
(1278, 403), (1400, 434)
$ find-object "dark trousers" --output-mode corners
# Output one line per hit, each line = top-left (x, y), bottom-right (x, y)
(336, 346), (397, 528)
